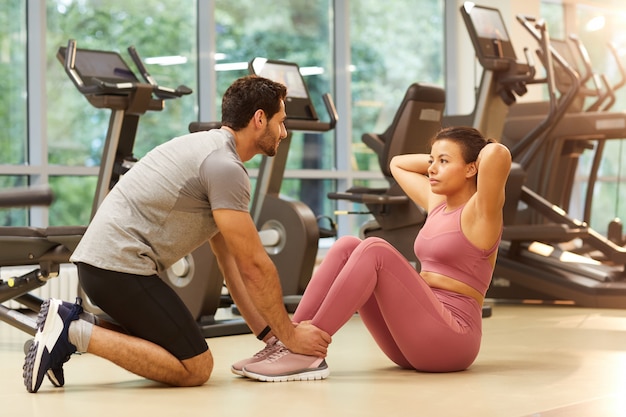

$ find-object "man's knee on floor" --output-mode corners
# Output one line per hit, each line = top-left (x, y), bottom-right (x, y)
(177, 350), (214, 387)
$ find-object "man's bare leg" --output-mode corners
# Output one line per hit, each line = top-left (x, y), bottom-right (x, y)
(87, 326), (213, 387)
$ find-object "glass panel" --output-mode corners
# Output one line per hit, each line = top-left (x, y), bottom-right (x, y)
(48, 176), (97, 227)
(0, 176), (28, 226)
(350, 0), (444, 171)
(46, 0), (198, 162)
(0, 2), (27, 165)
(540, 2), (565, 39)
(570, 5), (626, 233)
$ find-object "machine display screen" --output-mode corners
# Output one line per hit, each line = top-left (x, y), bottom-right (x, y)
(74, 50), (137, 81)
(249, 57), (318, 120)
(250, 59), (309, 99)
(461, 2), (516, 60)
(58, 47), (138, 85)
(469, 7), (510, 42)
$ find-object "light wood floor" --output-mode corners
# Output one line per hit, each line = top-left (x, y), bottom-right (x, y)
(2, 303), (626, 417)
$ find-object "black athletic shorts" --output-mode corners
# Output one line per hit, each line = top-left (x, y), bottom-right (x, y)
(76, 262), (208, 360)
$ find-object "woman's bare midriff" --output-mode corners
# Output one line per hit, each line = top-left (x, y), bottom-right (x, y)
(421, 271), (484, 306)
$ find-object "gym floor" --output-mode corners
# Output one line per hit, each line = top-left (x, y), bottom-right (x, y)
(1, 303), (626, 417)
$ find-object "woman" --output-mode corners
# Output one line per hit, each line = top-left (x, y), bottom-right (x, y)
(234, 126), (512, 381)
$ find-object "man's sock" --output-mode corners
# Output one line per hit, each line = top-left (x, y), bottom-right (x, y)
(68, 319), (94, 353)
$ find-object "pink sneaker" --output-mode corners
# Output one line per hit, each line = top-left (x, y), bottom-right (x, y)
(242, 344), (329, 382)
(231, 336), (280, 376)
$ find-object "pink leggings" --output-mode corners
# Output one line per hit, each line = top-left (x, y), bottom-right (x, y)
(293, 236), (483, 372)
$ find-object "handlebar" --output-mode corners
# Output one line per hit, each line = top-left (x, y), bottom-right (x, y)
(607, 42), (626, 93)
(568, 35), (625, 112)
(568, 34), (595, 85)
(598, 42), (626, 111)
(511, 15), (581, 168)
(127, 45), (193, 99)
(0, 186), (54, 208)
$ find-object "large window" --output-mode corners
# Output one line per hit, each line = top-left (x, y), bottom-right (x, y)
(45, 0), (197, 225)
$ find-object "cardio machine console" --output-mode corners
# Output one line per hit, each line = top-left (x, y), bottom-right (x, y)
(57, 40), (192, 100)
(461, 2), (517, 71)
(57, 46), (139, 95)
(249, 57), (319, 121)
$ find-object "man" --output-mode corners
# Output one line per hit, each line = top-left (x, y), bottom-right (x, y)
(23, 75), (331, 393)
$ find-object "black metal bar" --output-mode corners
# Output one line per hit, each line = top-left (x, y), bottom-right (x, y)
(0, 304), (36, 336)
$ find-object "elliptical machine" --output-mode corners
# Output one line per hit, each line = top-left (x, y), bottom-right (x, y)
(463, 7), (626, 307)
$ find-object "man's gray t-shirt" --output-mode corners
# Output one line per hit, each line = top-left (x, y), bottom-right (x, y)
(70, 128), (250, 275)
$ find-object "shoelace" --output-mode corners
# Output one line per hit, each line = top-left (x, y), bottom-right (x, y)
(253, 340), (279, 359)
(265, 344), (290, 362)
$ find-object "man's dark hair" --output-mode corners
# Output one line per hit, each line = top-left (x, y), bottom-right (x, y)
(221, 75), (288, 131)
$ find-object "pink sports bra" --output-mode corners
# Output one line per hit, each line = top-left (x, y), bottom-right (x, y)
(414, 202), (500, 297)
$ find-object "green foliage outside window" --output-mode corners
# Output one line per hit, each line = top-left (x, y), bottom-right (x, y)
(45, 0), (197, 225)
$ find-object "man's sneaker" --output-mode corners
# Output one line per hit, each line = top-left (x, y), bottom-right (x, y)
(23, 298), (83, 393)
(231, 336), (279, 376)
(43, 298), (95, 388)
(46, 346), (77, 388)
(242, 343), (329, 382)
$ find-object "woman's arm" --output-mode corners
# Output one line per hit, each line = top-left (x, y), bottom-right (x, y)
(390, 153), (438, 212)
(474, 142), (512, 218)
(463, 142), (512, 251)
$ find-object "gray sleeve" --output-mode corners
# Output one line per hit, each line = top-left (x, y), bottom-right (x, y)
(200, 150), (250, 212)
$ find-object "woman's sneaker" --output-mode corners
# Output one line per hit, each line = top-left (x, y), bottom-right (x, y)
(23, 298), (83, 393)
(242, 343), (329, 382)
(231, 336), (280, 376)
